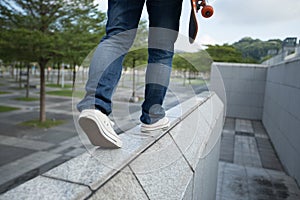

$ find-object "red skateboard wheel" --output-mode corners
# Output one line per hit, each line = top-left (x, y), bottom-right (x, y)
(201, 5), (214, 18)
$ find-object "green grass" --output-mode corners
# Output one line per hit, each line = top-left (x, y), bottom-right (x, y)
(46, 83), (73, 89)
(0, 91), (10, 95)
(189, 79), (206, 85)
(14, 97), (39, 101)
(46, 90), (73, 97)
(46, 89), (85, 98)
(72, 90), (85, 98)
(170, 78), (206, 86)
(20, 119), (65, 128)
(0, 105), (20, 112)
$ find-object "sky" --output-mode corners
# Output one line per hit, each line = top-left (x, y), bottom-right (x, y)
(95, 0), (300, 45)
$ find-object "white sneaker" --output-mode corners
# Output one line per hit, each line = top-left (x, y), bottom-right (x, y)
(140, 117), (170, 132)
(78, 109), (122, 148)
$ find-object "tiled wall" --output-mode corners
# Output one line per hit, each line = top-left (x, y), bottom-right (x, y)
(262, 58), (300, 185)
(210, 62), (268, 120)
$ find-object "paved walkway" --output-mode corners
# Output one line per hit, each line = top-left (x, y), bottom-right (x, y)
(217, 118), (300, 200)
(0, 79), (85, 193)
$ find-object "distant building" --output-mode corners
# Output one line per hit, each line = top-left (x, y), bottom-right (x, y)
(282, 37), (297, 55)
(283, 37), (297, 47)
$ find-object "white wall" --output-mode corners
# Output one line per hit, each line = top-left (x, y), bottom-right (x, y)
(210, 62), (268, 120)
(262, 58), (300, 185)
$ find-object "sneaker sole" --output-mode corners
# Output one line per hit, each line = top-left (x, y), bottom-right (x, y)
(140, 121), (170, 132)
(78, 113), (122, 148)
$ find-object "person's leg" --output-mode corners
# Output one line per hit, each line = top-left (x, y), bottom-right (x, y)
(77, 0), (145, 114)
(140, 0), (183, 124)
(77, 0), (145, 147)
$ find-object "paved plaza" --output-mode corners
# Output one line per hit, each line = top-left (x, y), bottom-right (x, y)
(0, 79), (83, 193)
(217, 118), (300, 200)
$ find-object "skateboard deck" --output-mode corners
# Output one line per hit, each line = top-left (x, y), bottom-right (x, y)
(189, 0), (214, 43)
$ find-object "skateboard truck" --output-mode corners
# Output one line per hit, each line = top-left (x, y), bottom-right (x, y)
(189, 0), (214, 43)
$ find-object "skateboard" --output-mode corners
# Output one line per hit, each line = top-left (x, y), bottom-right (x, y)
(189, 0), (214, 43)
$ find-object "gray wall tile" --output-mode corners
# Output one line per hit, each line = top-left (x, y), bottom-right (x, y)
(130, 134), (193, 200)
(210, 62), (267, 120)
(262, 59), (300, 185)
(89, 167), (148, 200)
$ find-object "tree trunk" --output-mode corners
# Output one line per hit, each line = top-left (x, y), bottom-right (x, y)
(72, 63), (76, 88)
(19, 63), (23, 88)
(183, 70), (186, 86)
(26, 64), (30, 98)
(15, 64), (19, 82)
(132, 59), (136, 98)
(39, 59), (48, 122)
(57, 63), (61, 85)
(11, 62), (15, 78)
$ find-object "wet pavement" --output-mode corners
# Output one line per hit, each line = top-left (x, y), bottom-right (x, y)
(217, 118), (300, 200)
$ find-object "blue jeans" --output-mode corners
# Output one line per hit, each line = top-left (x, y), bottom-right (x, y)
(77, 0), (183, 124)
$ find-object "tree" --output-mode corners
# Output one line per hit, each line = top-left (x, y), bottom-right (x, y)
(173, 51), (212, 85)
(206, 44), (248, 63)
(59, 0), (106, 87)
(233, 37), (282, 62)
(1, 0), (69, 122)
(0, 0), (105, 122)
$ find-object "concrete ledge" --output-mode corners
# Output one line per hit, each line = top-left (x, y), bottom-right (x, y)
(0, 92), (224, 200)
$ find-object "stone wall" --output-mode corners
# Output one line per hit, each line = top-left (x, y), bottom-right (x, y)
(210, 62), (267, 120)
(262, 58), (300, 185)
(0, 92), (224, 200)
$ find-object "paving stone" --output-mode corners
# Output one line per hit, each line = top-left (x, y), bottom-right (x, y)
(0, 135), (54, 151)
(89, 166), (148, 200)
(0, 152), (61, 184)
(65, 148), (86, 157)
(169, 108), (210, 170)
(0, 176), (91, 200)
(256, 137), (283, 171)
(0, 122), (32, 137)
(44, 132), (154, 190)
(217, 162), (250, 200)
(223, 117), (235, 131)
(235, 119), (254, 133)
(234, 135), (262, 167)
(235, 131), (254, 137)
(32, 129), (77, 144)
(217, 158), (300, 200)
(130, 134), (193, 200)
(49, 136), (82, 154)
(0, 144), (35, 167)
(222, 129), (235, 136)
(0, 151), (61, 193)
(219, 134), (234, 163)
(46, 96), (73, 104)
